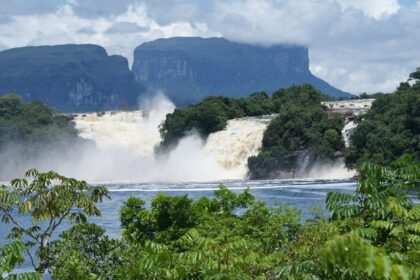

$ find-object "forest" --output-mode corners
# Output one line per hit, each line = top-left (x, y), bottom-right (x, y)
(0, 94), (79, 148)
(345, 72), (420, 167)
(160, 69), (420, 178)
(0, 155), (419, 279)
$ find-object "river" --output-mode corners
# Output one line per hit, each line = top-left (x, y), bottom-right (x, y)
(1, 178), (356, 274)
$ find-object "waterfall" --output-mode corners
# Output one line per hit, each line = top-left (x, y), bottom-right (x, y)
(68, 101), (273, 182)
(71, 107), (357, 181)
(205, 116), (274, 178)
(342, 120), (357, 147)
(74, 111), (162, 158)
(1, 95), (373, 183)
(73, 94), (175, 158)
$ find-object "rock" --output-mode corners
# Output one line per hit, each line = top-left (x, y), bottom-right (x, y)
(132, 37), (353, 106)
(0, 44), (144, 112)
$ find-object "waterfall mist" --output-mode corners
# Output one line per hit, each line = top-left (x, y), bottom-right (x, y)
(301, 159), (355, 180)
(0, 93), (271, 183)
(0, 92), (355, 183)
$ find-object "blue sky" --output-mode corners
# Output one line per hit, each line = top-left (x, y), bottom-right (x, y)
(398, 0), (417, 6)
(0, 0), (419, 94)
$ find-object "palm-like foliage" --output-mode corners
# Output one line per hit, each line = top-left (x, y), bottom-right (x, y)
(325, 155), (420, 278)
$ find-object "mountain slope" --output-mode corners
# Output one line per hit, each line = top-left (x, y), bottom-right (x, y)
(132, 37), (352, 106)
(0, 44), (144, 112)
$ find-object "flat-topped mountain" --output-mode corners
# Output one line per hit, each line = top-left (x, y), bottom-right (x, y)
(132, 37), (352, 106)
(0, 44), (144, 112)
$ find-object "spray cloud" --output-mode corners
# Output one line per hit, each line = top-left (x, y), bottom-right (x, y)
(0, 93), (269, 183)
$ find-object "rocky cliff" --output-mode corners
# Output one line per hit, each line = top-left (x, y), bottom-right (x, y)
(133, 37), (352, 106)
(0, 44), (144, 112)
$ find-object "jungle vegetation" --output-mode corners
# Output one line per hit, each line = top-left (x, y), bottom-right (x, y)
(345, 68), (420, 167)
(247, 86), (344, 179)
(0, 155), (419, 279)
(159, 84), (345, 179)
(160, 68), (420, 179)
(158, 84), (335, 150)
(0, 94), (79, 149)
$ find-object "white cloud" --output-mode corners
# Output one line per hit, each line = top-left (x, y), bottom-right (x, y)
(203, 0), (419, 93)
(337, 0), (400, 19)
(0, 0), (418, 94)
(0, 3), (215, 65)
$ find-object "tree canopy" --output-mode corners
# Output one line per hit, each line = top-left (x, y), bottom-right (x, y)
(345, 69), (420, 167)
(248, 85), (344, 179)
(159, 92), (276, 149)
(0, 94), (78, 148)
(0, 155), (418, 279)
(0, 169), (109, 274)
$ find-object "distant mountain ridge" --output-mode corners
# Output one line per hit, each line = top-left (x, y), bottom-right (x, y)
(0, 38), (352, 112)
(0, 44), (143, 112)
(132, 37), (352, 106)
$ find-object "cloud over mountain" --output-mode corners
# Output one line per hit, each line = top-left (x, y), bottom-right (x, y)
(0, 0), (419, 94)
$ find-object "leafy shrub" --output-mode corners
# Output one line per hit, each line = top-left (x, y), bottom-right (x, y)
(345, 68), (420, 167)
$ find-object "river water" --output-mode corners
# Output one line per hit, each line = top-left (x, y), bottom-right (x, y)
(103, 179), (355, 235)
(1, 179), (356, 246)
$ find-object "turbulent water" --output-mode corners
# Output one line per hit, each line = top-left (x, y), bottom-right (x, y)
(74, 95), (174, 158)
(68, 94), (274, 182)
(73, 112), (274, 182)
(203, 116), (273, 177)
(0, 94), (358, 183)
(70, 94), (356, 182)
(74, 112), (274, 176)
(342, 121), (357, 147)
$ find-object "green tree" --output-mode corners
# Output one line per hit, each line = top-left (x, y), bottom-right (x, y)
(345, 68), (420, 167)
(324, 155), (420, 278)
(120, 193), (197, 243)
(44, 223), (123, 279)
(0, 169), (109, 273)
(248, 85), (344, 179)
(0, 241), (41, 280)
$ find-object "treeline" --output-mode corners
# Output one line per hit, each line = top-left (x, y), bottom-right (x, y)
(345, 68), (420, 167)
(248, 86), (344, 179)
(160, 68), (420, 178)
(159, 92), (275, 149)
(159, 84), (345, 178)
(158, 86), (333, 149)
(1, 155), (419, 279)
(0, 94), (79, 148)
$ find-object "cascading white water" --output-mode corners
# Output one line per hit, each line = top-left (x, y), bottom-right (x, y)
(342, 120), (357, 147)
(72, 103), (357, 182)
(300, 120), (357, 179)
(205, 116), (274, 178)
(74, 94), (175, 157)
(2, 96), (369, 183)
(69, 95), (273, 182)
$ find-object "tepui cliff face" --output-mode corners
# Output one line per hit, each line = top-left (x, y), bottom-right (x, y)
(132, 37), (352, 106)
(0, 44), (144, 112)
(0, 38), (352, 111)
